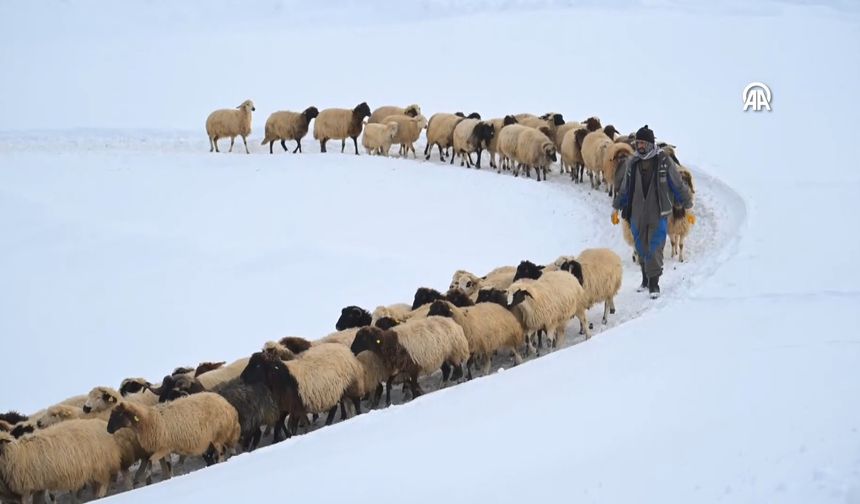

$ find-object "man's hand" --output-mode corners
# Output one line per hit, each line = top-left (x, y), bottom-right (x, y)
(611, 210), (620, 225)
(686, 213), (696, 225)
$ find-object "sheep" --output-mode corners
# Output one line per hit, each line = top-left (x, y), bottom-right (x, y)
(196, 357), (251, 390)
(496, 124), (533, 174)
(426, 300), (527, 377)
(0, 420), (126, 501)
(602, 142), (634, 197)
(0, 412), (26, 426)
(450, 119), (496, 170)
(27, 394), (89, 429)
(212, 377), (283, 451)
(383, 113), (428, 158)
(107, 392), (240, 482)
(506, 269), (590, 348)
(484, 115), (519, 172)
(350, 315), (470, 398)
(195, 361), (226, 377)
(514, 112), (565, 136)
(361, 121), (399, 156)
(0, 420), (11, 433)
(424, 112), (466, 162)
(153, 373), (206, 403)
(336, 305), (372, 331)
(240, 344), (363, 436)
(558, 248), (622, 327)
(313, 101), (371, 154)
(368, 104), (421, 124)
(9, 423), (35, 439)
(581, 124), (622, 189)
(119, 377), (160, 407)
(622, 219), (639, 264)
(260, 106), (319, 154)
(35, 404), (104, 428)
(514, 127), (557, 181)
(668, 168), (696, 262)
(206, 99), (255, 154)
(553, 121), (583, 175)
(449, 266), (517, 300)
(563, 117), (603, 182)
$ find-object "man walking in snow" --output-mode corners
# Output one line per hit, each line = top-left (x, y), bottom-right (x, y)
(611, 125), (693, 298)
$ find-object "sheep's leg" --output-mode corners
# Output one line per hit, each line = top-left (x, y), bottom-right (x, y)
(511, 348), (523, 365)
(277, 139), (285, 152)
(352, 135), (359, 155)
(134, 459), (151, 486)
(385, 376), (395, 406)
(273, 411), (288, 442)
(440, 361), (452, 382)
(320, 138), (327, 152)
(158, 457), (173, 480)
(579, 311), (591, 340)
(609, 296), (617, 315)
(410, 374), (425, 397)
(451, 362), (464, 382)
(352, 396), (363, 415)
(340, 138), (346, 153)
(294, 140), (302, 153)
(286, 414), (299, 438)
(437, 143), (446, 162)
(450, 150), (456, 165)
(268, 140), (274, 154)
(481, 354), (492, 375)
(466, 354), (475, 380)
(324, 405), (338, 425)
(423, 142), (431, 158)
(213, 137), (220, 153)
(339, 400), (348, 421)
(241, 135), (249, 154)
(209, 137), (214, 152)
(371, 384), (383, 408)
(603, 300), (610, 324)
(680, 235), (686, 262)
(228, 136), (235, 153)
(476, 148), (483, 169)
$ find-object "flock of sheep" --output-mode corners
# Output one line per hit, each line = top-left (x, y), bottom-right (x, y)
(0, 101), (698, 504)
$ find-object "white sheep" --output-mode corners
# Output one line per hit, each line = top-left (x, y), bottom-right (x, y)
(514, 127), (557, 181)
(313, 102), (372, 154)
(0, 420), (123, 501)
(668, 168), (696, 262)
(260, 106), (319, 154)
(496, 124), (534, 174)
(427, 300), (527, 377)
(361, 121), (400, 156)
(196, 357), (251, 390)
(452, 119), (496, 168)
(581, 124), (622, 189)
(565, 117), (603, 182)
(206, 99), (255, 154)
(557, 248), (623, 327)
(506, 269), (589, 348)
(424, 112), (466, 162)
(368, 104), (421, 124)
(383, 113), (428, 158)
(485, 115), (519, 171)
(602, 142), (634, 197)
(449, 266), (517, 300)
(350, 316), (470, 397)
(107, 392), (240, 482)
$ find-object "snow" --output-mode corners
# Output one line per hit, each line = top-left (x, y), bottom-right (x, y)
(1, 0), (859, 503)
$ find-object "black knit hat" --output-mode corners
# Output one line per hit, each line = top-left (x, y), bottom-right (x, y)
(635, 124), (655, 144)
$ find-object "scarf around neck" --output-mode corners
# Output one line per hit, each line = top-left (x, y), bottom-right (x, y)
(634, 141), (659, 160)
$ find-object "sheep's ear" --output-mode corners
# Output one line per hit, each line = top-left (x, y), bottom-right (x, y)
(108, 394), (117, 404)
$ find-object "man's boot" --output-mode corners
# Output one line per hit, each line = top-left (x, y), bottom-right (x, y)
(648, 275), (661, 299)
(637, 264), (648, 292)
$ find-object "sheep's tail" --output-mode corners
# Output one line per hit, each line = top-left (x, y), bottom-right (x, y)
(260, 136), (270, 146)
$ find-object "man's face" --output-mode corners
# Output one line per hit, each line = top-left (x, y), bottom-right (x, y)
(636, 140), (650, 155)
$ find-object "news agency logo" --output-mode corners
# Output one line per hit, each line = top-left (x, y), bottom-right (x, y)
(743, 82), (772, 112)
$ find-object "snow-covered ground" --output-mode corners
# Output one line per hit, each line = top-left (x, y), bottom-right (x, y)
(1, 1), (859, 503)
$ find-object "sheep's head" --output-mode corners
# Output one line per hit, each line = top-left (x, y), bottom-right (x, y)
(476, 288), (509, 307)
(0, 432), (13, 452)
(374, 317), (400, 330)
(537, 125), (552, 139)
(241, 351), (277, 386)
(427, 300), (455, 319)
(412, 287), (444, 310)
(574, 128), (589, 148)
(507, 288), (533, 308)
(157, 374), (203, 403)
(263, 341), (296, 361)
(415, 114), (429, 130)
(454, 111), (465, 118)
(107, 402), (142, 434)
(404, 104), (421, 117)
(10, 422), (34, 439)
(503, 115), (518, 126)
(611, 143), (634, 166)
(195, 361), (226, 377)
(445, 288), (474, 308)
(351, 326), (386, 356)
(513, 260), (545, 281)
(279, 336), (312, 354)
(37, 404), (78, 428)
(604, 125), (620, 139)
(303, 106), (320, 121)
(475, 122), (495, 146)
(172, 366), (194, 377)
(540, 112), (565, 126)
(583, 116), (602, 131)
(336, 305), (372, 331)
(238, 99), (256, 112)
(354, 102), (371, 118)
(467, 112), (481, 120)
(84, 386), (119, 414)
(119, 378), (151, 397)
(545, 143), (557, 163)
(0, 411), (28, 425)
(559, 260), (585, 286)
(0, 420), (11, 433)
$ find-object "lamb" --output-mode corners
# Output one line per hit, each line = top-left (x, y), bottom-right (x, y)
(558, 248), (623, 326)
(350, 315), (470, 397)
(313, 101), (372, 154)
(361, 121), (399, 156)
(368, 104), (421, 124)
(206, 99), (255, 154)
(426, 300), (527, 377)
(506, 269), (590, 348)
(424, 112), (466, 162)
(581, 124), (622, 189)
(383, 113), (428, 158)
(484, 115), (519, 171)
(212, 377), (283, 450)
(107, 392), (240, 482)
(668, 168), (696, 262)
(514, 127), (557, 181)
(0, 420), (125, 501)
(449, 266), (517, 300)
(240, 344), (363, 436)
(602, 142), (634, 197)
(260, 106), (319, 154)
(451, 119), (495, 168)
